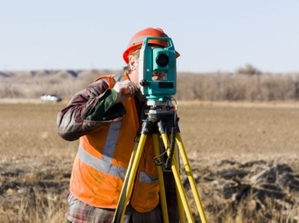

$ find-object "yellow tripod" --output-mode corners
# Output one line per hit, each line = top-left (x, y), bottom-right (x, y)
(112, 100), (207, 223)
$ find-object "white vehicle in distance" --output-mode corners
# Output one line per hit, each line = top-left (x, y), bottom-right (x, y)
(40, 94), (62, 102)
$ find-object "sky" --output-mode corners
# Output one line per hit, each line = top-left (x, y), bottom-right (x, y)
(1, 0), (298, 73)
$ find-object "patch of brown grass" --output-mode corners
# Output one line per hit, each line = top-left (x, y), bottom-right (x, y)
(1, 101), (299, 222)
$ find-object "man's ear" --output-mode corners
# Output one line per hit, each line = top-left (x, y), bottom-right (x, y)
(128, 56), (137, 71)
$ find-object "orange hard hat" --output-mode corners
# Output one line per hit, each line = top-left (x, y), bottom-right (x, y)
(123, 27), (180, 64)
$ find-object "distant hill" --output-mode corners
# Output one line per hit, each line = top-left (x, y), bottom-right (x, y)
(0, 69), (112, 81)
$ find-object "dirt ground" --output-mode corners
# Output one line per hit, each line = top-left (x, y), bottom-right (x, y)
(1, 100), (299, 222)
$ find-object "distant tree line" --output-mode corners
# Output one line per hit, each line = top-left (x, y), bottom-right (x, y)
(176, 65), (299, 101)
(1, 65), (299, 101)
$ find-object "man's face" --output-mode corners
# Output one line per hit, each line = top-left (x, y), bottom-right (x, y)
(152, 71), (167, 81)
(129, 47), (167, 86)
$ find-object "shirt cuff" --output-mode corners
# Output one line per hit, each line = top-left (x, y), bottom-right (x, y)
(86, 89), (126, 121)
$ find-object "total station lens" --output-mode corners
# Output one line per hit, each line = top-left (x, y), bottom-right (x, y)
(156, 54), (169, 67)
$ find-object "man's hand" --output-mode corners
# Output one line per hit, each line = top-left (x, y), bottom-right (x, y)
(113, 80), (139, 102)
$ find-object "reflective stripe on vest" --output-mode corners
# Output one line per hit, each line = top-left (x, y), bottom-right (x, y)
(78, 146), (158, 184)
(78, 121), (158, 185)
(102, 122), (121, 162)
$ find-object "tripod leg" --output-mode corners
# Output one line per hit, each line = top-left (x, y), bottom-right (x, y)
(112, 134), (148, 223)
(173, 148), (186, 223)
(152, 134), (169, 223)
(175, 132), (207, 223)
(160, 133), (194, 223)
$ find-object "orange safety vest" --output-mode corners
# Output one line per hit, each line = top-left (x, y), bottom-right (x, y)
(70, 73), (159, 213)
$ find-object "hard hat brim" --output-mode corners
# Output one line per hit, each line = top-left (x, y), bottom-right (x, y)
(123, 47), (180, 64)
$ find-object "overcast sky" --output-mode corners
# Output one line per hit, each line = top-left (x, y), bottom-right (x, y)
(1, 0), (298, 73)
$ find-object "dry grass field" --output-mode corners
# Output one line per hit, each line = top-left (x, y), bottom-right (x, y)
(1, 100), (299, 222)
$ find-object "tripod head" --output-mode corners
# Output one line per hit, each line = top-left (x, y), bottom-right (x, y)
(145, 97), (175, 116)
(140, 97), (178, 171)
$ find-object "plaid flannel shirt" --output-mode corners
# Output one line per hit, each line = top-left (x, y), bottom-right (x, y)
(65, 172), (179, 223)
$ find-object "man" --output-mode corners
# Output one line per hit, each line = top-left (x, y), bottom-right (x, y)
(57, 27), (180, 223)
